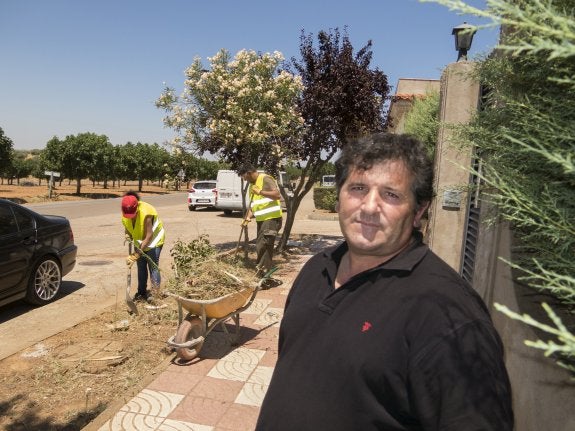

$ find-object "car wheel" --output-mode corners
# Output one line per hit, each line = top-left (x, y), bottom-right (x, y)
(25, 256), (62, 305)
(189, 205), (196, 211)
(223, 209), (232, 216)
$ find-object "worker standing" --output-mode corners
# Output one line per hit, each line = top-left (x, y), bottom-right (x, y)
(238, 164), (283, 278)
(121, 191), (165, 302)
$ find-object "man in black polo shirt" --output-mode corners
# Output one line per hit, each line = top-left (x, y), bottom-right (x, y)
(255, 133), (513, 430)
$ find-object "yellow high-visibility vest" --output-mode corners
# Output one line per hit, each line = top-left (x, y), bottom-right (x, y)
(122, 201), (165, 250)
(250, 174), (282, 221)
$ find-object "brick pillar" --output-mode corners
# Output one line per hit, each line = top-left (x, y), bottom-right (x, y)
(427, 61), (480, 272)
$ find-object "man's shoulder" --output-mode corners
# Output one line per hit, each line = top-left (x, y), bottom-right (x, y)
(139, 201), (158, 214)
(262, 174), (278, 187)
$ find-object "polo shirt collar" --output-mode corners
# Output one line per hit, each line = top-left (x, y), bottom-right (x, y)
(322, 231), (428, 275)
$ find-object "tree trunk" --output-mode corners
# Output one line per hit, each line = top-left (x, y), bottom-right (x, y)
(138, 178), (143, 192)
(278, 179), (317, 252)
(76, 178), (82, 195)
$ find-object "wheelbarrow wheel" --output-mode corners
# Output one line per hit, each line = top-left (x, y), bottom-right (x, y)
(174, 316), (204, 361)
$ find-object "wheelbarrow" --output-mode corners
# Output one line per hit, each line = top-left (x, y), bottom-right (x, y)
(166, 279), (264, 362)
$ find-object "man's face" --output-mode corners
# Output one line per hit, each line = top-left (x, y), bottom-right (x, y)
(336, 159), (428, 261)
(241, 171), (257, 184)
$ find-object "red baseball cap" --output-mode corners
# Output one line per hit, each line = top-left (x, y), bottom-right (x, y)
(121, 195), (138, 218)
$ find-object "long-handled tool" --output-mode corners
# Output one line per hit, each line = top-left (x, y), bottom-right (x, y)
(234, 222), (248, 256)
(234, 191), (254, 257)
(126, 241), (139, 315)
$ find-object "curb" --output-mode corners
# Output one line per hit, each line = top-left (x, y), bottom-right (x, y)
(307, 212), (339, 221)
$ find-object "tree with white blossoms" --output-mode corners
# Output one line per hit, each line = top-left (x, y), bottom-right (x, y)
(156, 49), (304, 169)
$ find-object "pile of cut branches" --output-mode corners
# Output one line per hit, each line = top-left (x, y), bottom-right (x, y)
(167, 235), (259, 300)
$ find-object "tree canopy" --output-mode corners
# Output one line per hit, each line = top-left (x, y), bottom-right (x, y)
(403, 91), (440, 159)
(0, 128), (14, 178)
(156, 49), (304, 170)
(275, 28), (390, 249)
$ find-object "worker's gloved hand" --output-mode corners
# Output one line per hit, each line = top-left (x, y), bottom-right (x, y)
(241, 218), (251, 227)
(126, 253), (140, 267)
(252, 186), (262, 195)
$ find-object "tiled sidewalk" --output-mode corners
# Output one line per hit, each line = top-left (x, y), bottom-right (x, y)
(91, 255), (307, 431)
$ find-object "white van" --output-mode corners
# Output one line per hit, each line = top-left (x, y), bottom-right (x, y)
(215, 169), (291, 215)
(214, 170), (248, 215)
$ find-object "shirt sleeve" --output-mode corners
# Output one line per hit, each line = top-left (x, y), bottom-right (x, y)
(262, 175), (278, 192)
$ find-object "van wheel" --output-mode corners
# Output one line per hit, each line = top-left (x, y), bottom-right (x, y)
(223, 210), (232, 216)
(188, 205), (196, 211)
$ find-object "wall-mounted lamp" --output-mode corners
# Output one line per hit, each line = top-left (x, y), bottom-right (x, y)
(452, 22), (477, 61)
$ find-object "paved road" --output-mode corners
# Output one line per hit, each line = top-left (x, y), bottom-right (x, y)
(0, 192), (341, 360)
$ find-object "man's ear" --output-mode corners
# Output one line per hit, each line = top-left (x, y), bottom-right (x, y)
(413, 201), (430, 228)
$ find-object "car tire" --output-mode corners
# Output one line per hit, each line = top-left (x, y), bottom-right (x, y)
(189, 205), (196, 211)
(223, 209), (233, 216)
(25, 256), (62, 305)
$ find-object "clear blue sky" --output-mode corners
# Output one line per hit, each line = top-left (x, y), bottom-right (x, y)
(0, 0), (497, 151)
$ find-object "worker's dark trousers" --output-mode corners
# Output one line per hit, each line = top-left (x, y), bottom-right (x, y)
(255, 217), (282, 275)
(137, 246), (162, 296)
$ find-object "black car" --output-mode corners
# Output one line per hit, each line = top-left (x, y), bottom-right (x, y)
(0, 199), (77, 307)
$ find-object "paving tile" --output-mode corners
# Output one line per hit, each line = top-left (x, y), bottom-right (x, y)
(219, 346), (266, 364)
(146, 370), (203, 394)
(258, 349), (278, 367)
(234, 382), (268, 407)
(243, 298), (272, 315)
(199, 332), (235, 359)
(159, 418), (214, 430)
(253, 307), (283, 327)
(120, 389), (184, 417)
(240, 335), (278, 351)
(268, 296), (289, 308)
(166, 358), (219, 375)
(168, 396), (231, 427)
(189, 376), (244, 402)
(231, 365), (273, 407)
(247, 366), (274, 385)
(207, 360), (258, 382)
(215, 403), (260, 431)
(236, 312), (258, 327)
(97, 411), (163, 430)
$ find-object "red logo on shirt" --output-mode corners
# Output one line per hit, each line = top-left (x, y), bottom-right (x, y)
(362, 321), (372, 332)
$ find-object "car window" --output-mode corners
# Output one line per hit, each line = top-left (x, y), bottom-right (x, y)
(13, 207), (35, 232)
(0, 205), (16, 236)
(194, 182), (216, 189)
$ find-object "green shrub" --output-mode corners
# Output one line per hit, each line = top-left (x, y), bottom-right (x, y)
(313, 187), (337, 212)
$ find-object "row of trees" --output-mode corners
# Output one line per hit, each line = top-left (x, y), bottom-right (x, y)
(0, 129), (223, 194)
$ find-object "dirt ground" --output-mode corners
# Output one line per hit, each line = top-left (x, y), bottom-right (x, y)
(0, 179), (321, 430)
(0, 178), (180, 204)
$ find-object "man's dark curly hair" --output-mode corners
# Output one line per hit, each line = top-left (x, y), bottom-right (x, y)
(334, 133), (434, 209)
